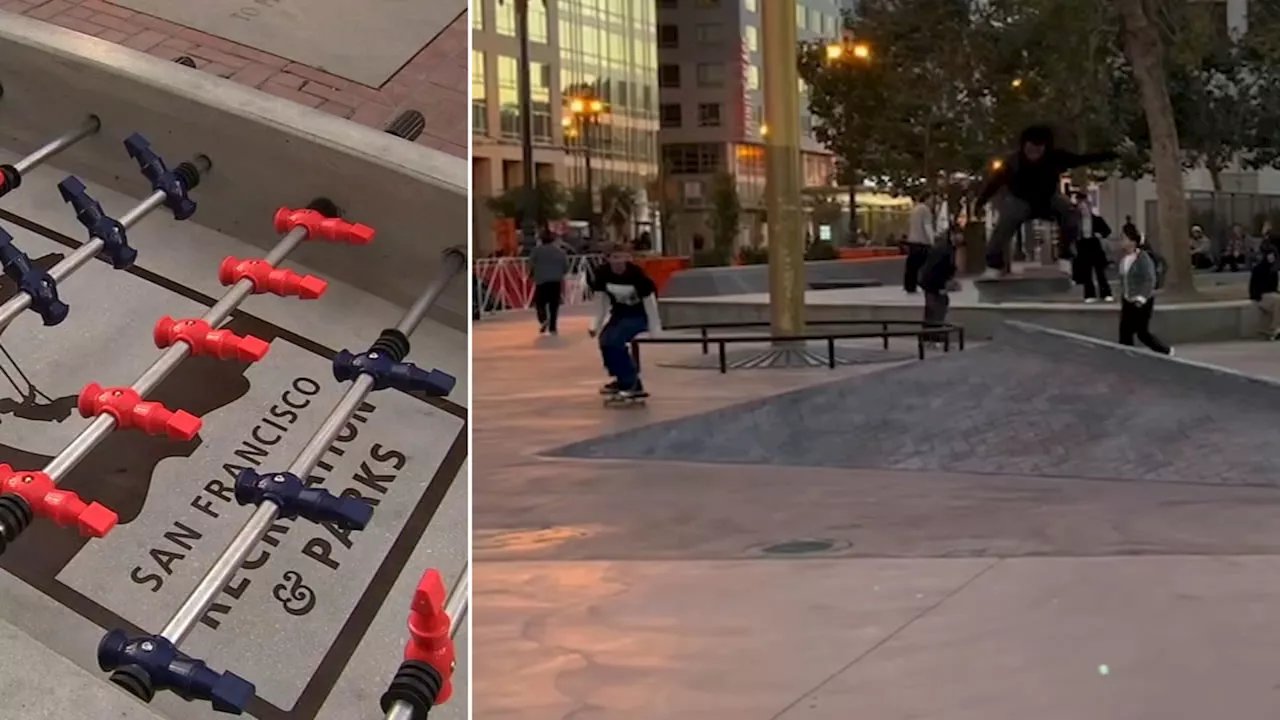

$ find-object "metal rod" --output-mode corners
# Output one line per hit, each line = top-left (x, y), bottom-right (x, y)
(0, 189), (170, 332)
(385, 701), (416, 720)
(41, 226), (312, 483)
(163, 254), (465, 646)
(446, 562), (469, 638)
(10, 115), (101, 175)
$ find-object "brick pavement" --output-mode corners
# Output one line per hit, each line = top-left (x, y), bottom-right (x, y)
(1, 0), (467, 158)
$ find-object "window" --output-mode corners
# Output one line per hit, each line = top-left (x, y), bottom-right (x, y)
(809, 8), (821, 33)
(660, 103), (683, 128)
(661, 143), (723, 174)
(497, 0), (546, 42)
(695, 23), (724, 44)
(497, 55), (520, 139)
(658, 24), (679, 48)
(744, 0), (757, 11)
(471, 2), (483, 30)
(497, 56), (551, 142)
(696, 62), (725, 87)
(531, 62), (552, 142)
(743, 24), (758, 52)
(824, 14), (838, 35)
(472, 51), (487, 134)
(745, 64), (759, 90)
(697, 103), (721, 127)
(659, 63), (681, 88)
(796, 4), (806, 29)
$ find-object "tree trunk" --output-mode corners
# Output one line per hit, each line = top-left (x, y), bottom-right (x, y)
(1117, 0), (1193, 294)
(1208, 162), (1223, 192)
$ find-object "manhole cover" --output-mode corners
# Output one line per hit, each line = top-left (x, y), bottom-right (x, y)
(757, 539), (848, 556)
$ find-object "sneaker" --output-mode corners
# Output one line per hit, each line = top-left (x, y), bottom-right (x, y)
(600, 381), (620, 395)
(1084, 297), (1098, 304)
(1270, 330), (1280, 341)
(1167, 348), (1176, 357)
(979, 268), (1004, 280)
(1103, 295), (1115, 302)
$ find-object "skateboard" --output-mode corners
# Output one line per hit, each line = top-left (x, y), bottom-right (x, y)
(603, 390), (648, 407)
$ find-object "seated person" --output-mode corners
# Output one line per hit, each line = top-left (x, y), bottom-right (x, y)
(1250, 247), (1280, 340)
(1218, 226), (1249, 272)
(1190, 225), (1214, 269)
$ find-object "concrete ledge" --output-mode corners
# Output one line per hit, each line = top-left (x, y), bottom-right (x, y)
(660, 296), (1262, 345)
(0, 12), (467, 329)
(974, 273), (1073, 302)
(663, 257), (904, 298)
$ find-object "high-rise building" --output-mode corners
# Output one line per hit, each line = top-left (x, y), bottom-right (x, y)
(655, 0), (850, 253)
(471, 0), (659, 251)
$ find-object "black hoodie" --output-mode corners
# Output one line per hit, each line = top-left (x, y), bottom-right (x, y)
(977, 126), (1119, 210)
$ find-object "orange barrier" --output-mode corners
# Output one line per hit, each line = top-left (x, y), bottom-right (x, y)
(635, 256), (690, 293)
(838, 246), (902, 260)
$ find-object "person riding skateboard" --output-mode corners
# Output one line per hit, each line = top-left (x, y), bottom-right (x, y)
(975, 125), (1119, 279)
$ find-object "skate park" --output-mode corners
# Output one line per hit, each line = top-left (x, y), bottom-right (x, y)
(474, 291), (1280, 718)
(0, 11), (467, 720)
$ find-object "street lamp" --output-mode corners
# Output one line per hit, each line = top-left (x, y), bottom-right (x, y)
(497, 0), (542, 249)
(825, 40), (871, 63)
(566, 92), (606, 240)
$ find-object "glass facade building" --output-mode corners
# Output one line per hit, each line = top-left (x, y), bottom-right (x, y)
(471, 0), (659, 251)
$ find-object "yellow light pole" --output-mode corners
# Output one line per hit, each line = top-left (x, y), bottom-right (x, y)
(762, 0), (804, 339)
(566, 93), (605, 239)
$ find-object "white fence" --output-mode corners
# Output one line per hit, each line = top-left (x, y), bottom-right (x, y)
(473, 254), (606, 316)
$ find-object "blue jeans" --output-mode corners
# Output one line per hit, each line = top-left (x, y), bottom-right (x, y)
(599, 314), (648, 389)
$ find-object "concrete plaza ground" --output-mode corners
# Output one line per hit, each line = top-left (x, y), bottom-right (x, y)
(1, 0), (466, 157)
(474, 309), (1280, 720)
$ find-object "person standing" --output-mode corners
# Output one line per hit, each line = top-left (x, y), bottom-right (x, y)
(588, 246), (662, 397)
(1073, 193), (1113, 302)
(1250, 245), (1280, 340)
(919, 226), (961, 345)
(528, 229), (569, 335)
(903, 190), (935, 293)
(1117, 226), (1172, 355)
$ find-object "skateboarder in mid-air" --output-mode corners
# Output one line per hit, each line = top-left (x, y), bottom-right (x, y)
(975, 125), (1119, 278)
(588, 245), (662, 401)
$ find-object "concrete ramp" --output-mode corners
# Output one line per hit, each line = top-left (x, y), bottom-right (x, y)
(551, 322), (1280, 486)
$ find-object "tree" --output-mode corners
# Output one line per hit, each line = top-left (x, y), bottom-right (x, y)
(799, 0), (1002, 196)
(486, 180), (568, 229)
(1116, 0), (1193, 294)
(707, 172), (741, 262)
(600, 184), (638, 243)
(567, 186), (593, 221)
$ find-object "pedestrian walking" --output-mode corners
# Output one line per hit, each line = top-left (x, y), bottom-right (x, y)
(903, 190), (935, 293)
(528, 228), (569, 335)
(1117, 226), (1172, 355)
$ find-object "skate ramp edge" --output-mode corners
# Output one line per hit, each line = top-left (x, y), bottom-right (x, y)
(998, 320), (1280, 403)
(0, 617), (168, 720)
(0, 11), (468, 331)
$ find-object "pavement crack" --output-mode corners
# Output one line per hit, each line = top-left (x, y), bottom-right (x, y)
(765, 558), (1004, 720)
